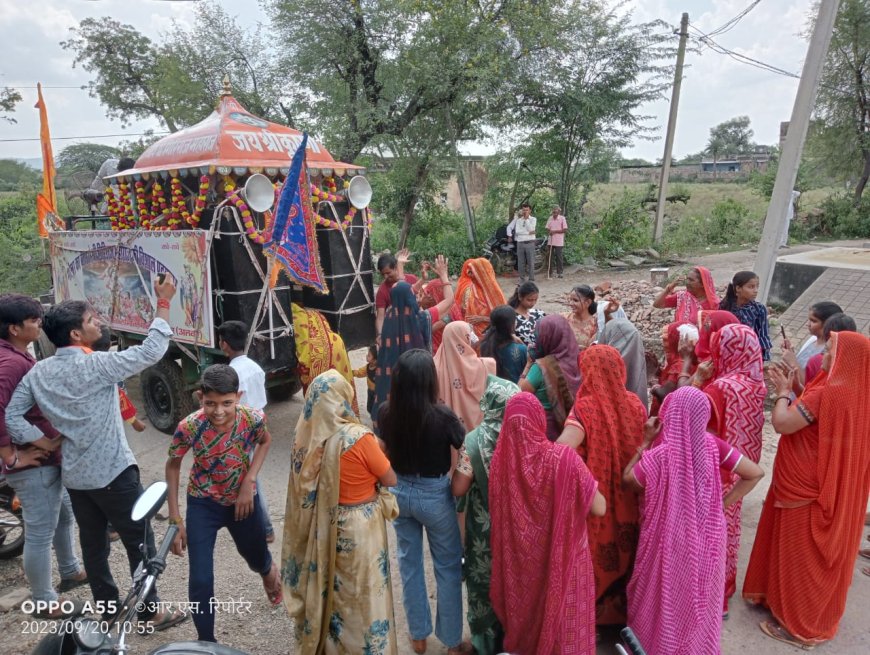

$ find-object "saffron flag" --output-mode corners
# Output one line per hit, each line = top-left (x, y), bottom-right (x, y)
(34, 83), (56, 238)
(264, 133), (328, 293)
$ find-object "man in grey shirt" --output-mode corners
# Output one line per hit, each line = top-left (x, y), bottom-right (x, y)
(5, 277), (186, 629)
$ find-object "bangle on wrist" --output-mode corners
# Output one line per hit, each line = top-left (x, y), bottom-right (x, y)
(775, 395), (791, 404)
(168, 516), (183, 525)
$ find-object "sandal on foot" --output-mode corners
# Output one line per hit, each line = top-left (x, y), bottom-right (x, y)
(859, 547), (870, 561)
(409, 637), (427, 654)
(57, 570), (88, 593)
(262, 562), (283, 606)
(447, 641), (474, 655)
(150, 608), (188, 632)
(759, 621), (815, 650)
(862, 566), (870, 577)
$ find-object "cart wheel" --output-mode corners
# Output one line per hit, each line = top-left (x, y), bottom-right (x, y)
(140, 359), (197, 434)
(0, 502), (24, 560)
(267, 377), (303, 403)
(34, 330), (56, 361)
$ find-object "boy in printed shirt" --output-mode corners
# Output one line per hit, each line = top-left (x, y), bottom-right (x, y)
(165, 364), (280, 643)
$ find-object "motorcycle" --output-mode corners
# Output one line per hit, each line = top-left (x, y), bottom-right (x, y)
(0, 474), (25, 559)
(31, 481), (249, 655)
(482, 224), (549, 276)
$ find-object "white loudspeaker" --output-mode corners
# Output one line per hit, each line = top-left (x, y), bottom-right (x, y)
(242, 174), (275, 213)
(346, 175), (373, 210)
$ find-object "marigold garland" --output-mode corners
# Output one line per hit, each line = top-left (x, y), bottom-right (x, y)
(169, 177), (191, 228)
(150, 181), (173, 230)
(117, 181), (135, 229)
(105, 186), (121, 231)
(189, 175), (210, 227)
(134, 181), (154, 229)
(225, 179), (269, 244)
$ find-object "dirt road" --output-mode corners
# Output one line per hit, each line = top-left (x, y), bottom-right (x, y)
(2, 241), (868, 654)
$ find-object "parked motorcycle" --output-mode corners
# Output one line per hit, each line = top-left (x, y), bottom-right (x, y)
(0, 474), (25, 559)
(482, 224), (549, 275)
(30, 481), (249, 655)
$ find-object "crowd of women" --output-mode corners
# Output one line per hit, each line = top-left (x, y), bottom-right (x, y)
(281, 257), (870, 655)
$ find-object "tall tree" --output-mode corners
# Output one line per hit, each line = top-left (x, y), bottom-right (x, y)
(511, 1), (673, 216)
(706, 116), (754, 165)
(808, 0), (870, 202)
(1, 86), (21, 123)
(61, 4), (289, 132)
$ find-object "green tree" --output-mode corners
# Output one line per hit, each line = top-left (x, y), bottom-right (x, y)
(0, 160), (40, 192)
(705, 115), (754, 177)
(55, 143), (121, 189)
(0, 192), (52, 296)
(1, 86), (21, 123)
(807, 0), (870, 202)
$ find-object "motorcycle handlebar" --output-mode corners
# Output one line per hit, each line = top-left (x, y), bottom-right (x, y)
(151, 524), (178, 572)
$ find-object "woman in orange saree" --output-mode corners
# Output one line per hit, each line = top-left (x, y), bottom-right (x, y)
(743, 331), (870, 648)
(455, 258), (506, 339)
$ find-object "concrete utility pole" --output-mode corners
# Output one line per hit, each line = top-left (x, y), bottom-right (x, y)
(755, 0), (840, 303)
(653, 12), (689, 244)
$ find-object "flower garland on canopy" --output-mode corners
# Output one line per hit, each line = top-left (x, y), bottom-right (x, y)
(169, 177), (192, 228)
(117, 181), (135, 229)
(150, 181), (171, 228)
(225, 178), (272, 244)
(134, 182), (154, 230)
(309, 176), (361, 230)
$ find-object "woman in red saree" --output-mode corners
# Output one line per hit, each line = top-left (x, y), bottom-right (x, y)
(419, 278), (463, 353)
(455, 258), (506, 339)
(560, 345), (647, 625)
(743, 332), (870, 648)
(653, 266), (719, 323)
(489, 392), (605, 655)
(705, 324), (766, 615)
(650, 322), (694, 414)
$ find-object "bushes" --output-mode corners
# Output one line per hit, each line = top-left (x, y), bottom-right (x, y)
(585, 190), (651, 259)
(0, 190), (52, 296)
(664, 198), (759, 253)
(804, 194), (870, 238)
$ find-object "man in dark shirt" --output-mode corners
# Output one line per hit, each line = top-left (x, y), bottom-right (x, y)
(0, 294), (86, 618)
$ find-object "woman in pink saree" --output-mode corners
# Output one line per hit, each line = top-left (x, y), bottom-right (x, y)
(489, 392), (605, 655)
(623, 387), (763, 654)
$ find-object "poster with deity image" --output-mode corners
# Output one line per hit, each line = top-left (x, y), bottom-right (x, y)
(48, 230), (213, 347)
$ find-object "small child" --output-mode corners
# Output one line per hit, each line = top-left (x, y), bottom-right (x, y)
(718, 271), (772, 361)
(92, 326), (146, 432)
(353, 344), (378, 416)
(165, 364), (280, 643)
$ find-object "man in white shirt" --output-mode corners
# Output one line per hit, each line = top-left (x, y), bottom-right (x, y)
(217, 321), (273, 542)
(515, 202), (537, 283)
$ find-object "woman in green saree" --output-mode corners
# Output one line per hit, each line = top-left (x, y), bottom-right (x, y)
(451, 374), (521, 655)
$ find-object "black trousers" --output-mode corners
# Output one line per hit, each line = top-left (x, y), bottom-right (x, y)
(549, 246), (564, 274)
(67, 465), (159, 619)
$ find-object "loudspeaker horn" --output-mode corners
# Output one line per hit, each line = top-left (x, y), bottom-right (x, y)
(242, 173), (275, 213)
(346, 175), (373, 210)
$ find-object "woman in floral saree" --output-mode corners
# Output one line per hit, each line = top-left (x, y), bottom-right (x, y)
(282, 370), (399, 654)
(451, 375), (521, 655)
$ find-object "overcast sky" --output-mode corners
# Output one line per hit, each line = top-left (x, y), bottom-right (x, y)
(0, 0), (815, 164)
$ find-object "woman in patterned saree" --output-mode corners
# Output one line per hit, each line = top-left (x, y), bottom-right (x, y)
(744, 332), (870, 648)
(489, 392), (606, 655)
(559, 345), (647, 626)
(704, 324), (766, 616)
(451, 375), (521, 654)
(624, 387), (763, 655)
(282, 370), (399, 654)
(455, 258), (506, 339)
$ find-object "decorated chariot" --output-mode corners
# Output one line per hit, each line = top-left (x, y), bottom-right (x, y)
(43, 81), (376, 433)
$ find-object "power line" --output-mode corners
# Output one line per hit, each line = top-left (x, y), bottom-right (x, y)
(0, 131), (169, 143)
(706, 1), (763, 38)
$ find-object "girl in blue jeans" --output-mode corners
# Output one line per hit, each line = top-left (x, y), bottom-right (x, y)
(378, 349), (473, 655)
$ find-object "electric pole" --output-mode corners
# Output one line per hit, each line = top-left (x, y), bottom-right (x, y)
(755, 0), (840, 303)
(653, 12), (689, 244)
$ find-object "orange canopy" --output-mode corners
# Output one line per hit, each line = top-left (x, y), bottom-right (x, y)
(115, 92), (363, 180)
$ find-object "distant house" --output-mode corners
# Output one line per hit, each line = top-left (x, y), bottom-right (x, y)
(612, 146), (773, 183)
